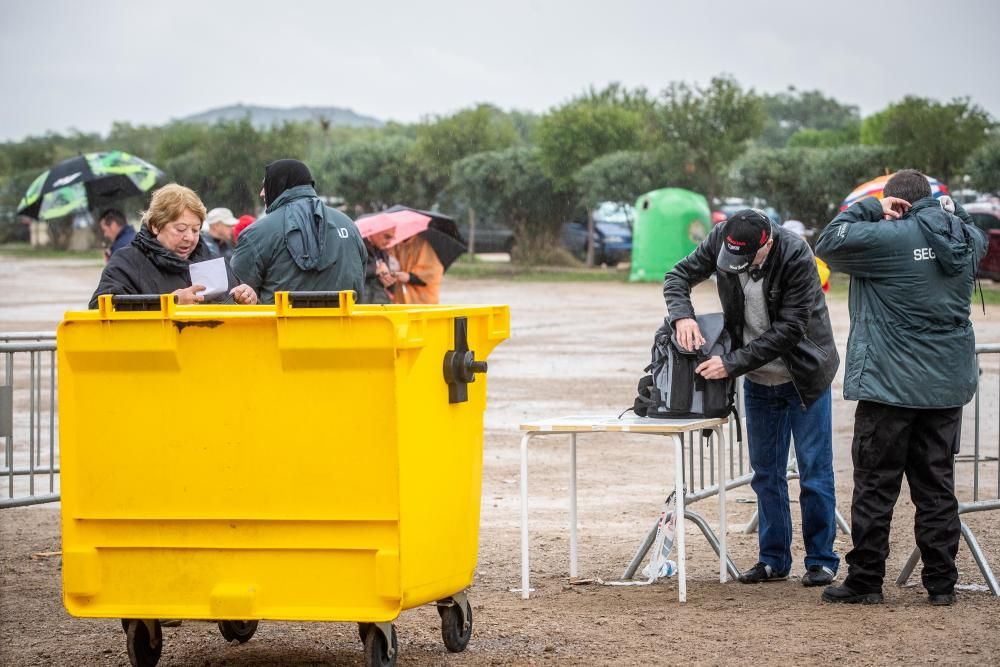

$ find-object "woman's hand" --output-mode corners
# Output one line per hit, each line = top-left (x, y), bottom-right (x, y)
(375, 260), (396, 287)
(393, 271), (411, 284)
(230, 284), (258, 305)
(173, 284), (206, 305)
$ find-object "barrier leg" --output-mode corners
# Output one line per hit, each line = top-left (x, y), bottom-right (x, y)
(623, 520), (659, 580)
(684, 509), (742, 579)
(743, 509), (760, 534)
(835, 508), (851, 534)
(960, 521), (1000, 596)
(895, 546), (922, 587)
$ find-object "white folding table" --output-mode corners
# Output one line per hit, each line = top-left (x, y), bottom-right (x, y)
(518, 414), (730, 603)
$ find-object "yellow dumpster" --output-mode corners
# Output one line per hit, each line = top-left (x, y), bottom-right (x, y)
(58, 291), (509, 667)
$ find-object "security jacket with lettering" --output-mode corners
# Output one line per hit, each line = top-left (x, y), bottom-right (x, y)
(663, 223), (839, 408)
(231, 185), (367, 304)
(816, 196), (986, 409)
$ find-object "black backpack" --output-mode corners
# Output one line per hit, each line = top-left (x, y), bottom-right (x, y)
(631, 312), (737, 421)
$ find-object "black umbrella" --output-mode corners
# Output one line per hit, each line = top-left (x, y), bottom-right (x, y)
(17, 150), (163, 221)
(385, 205), (468, 270)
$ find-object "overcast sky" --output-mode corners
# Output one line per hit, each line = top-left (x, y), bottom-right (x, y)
(2, 0), (998, 142)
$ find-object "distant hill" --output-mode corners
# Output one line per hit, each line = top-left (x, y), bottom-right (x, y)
(177, 104), (384, 129)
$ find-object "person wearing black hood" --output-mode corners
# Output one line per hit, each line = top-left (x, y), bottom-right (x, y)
(89, 184), (258, 309)
(230, 159), (366, 304)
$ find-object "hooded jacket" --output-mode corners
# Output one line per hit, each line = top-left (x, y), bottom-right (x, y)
(230, 185), (367, 304)
(89, 225), (234, 309)
(663, 222), (840, 408)
(815, 196), (986, 408)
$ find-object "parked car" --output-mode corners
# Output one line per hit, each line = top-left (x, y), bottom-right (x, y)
(969, 199), (1000, 280)
(560, 201), (635, 265)
(456, 218), (515, 255)
(560, 220), (633, 265)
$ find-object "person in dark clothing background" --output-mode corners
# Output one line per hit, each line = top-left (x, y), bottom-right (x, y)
(90, 184), (257, 309)
(816, 170), (986, 606)
(230, 159), (366, 304)
(98, 207), (135, 261)
(361, 228), (400, 304)
(664, 209), (841, 587)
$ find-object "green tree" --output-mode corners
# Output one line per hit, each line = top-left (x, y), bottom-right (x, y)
(535, 90), (648, 191)
(786, 123), (860, 148)
(759, 88), (860, 148)
(323, 136), (420, 212)
(451, 146), (570, 261)
(965, 136), (1000, 194)
(411, 104), (520, 204)
(574, 150), (666, 207)
(860, 96), (994, 183)
(733, 144), (893, 229)
(655, 76), (766, 203)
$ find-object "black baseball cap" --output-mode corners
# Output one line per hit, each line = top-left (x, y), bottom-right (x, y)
(716, 209), (772, 274)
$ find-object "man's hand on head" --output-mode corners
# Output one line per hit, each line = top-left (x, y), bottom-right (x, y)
(880, 196), (912, 220)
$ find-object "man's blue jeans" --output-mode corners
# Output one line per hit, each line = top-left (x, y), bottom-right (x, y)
(744, 379), (839, 574)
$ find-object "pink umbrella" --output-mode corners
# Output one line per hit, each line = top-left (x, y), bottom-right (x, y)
(355, 209), (431, 241)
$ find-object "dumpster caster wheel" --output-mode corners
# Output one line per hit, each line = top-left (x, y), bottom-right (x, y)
(363, 623), (397, 667)
(440, 602), (472, 653)
(358, 622), (373, 644)
(125, 620), (162, 667)
(218, 620), (259, 643)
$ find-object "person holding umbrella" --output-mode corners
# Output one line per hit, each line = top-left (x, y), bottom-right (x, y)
(89, 184), (258, 308)
(98, 207), (135, 260)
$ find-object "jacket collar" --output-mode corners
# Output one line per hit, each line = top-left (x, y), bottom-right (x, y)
(266, 184), (318, 214)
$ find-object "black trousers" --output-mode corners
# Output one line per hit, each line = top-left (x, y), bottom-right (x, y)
(843, 401), (961, 595)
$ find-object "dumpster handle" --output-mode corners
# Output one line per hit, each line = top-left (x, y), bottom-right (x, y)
(275, 290), (356, 315)
(443, 317), (488, 404)
(98, 293), (177, 318)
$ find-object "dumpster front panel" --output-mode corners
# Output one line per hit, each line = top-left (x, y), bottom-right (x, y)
(58, 299), (509, 623)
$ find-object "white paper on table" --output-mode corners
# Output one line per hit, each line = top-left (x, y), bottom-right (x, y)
(188, 257), (228, 299)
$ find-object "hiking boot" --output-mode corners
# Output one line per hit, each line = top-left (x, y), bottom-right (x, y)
(928, 592), (956, 606)
(821, 584), (883, 604)
(738, 562), (788, 584)
(801, 565), (836, 587)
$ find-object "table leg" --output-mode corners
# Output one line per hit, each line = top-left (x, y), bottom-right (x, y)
(520, 433), (532, 600)
(715, 425), (728, 583)
(569, 432), (578, 578)
(673, 433), (686, 603)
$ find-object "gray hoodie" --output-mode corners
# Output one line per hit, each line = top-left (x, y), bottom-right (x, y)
(816, 196), (986, 408)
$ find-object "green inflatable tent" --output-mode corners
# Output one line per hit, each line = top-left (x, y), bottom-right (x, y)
(628, 188), (712, 282)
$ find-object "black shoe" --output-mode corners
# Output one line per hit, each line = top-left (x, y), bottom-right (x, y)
(928, 592), (956, 606)
(738, 562), (788, 584)
(821, 584), (884, 604)
(801, 565), (836, 587)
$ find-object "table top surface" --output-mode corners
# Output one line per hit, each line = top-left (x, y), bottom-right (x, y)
(519, 414), (729, 433)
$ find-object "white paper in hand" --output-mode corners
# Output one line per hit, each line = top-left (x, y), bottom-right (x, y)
(188, 257), (228, 300)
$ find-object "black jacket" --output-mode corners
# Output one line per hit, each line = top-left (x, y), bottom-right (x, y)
(663, 222), (839, 407)
(89, 226), (236, 309)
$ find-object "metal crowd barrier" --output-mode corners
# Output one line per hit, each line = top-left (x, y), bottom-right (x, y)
(623, 387), (754, 580)
(0, 332), (59, 508)
(896, 343), (1000, 595)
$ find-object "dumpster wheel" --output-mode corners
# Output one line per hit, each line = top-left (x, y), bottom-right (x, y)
(438, 593), (473, 653)
(363, 622), (397, 667)
(125, 619), (162, 667)
(218, 620), (259, 643)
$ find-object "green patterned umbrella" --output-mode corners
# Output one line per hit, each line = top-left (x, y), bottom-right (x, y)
(17, 150), (163, 221)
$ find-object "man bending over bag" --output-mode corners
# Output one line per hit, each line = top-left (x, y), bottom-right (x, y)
(663, 209), (841, 586)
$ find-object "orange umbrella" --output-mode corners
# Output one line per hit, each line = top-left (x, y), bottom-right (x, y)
(841, 173), (949, 210)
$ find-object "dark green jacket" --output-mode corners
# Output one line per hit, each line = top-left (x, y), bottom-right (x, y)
(231, 185), (367, 304)
(816, 196), (986, 408)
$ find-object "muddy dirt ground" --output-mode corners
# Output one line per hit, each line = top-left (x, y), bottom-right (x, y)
(1, 255), (999, 666)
